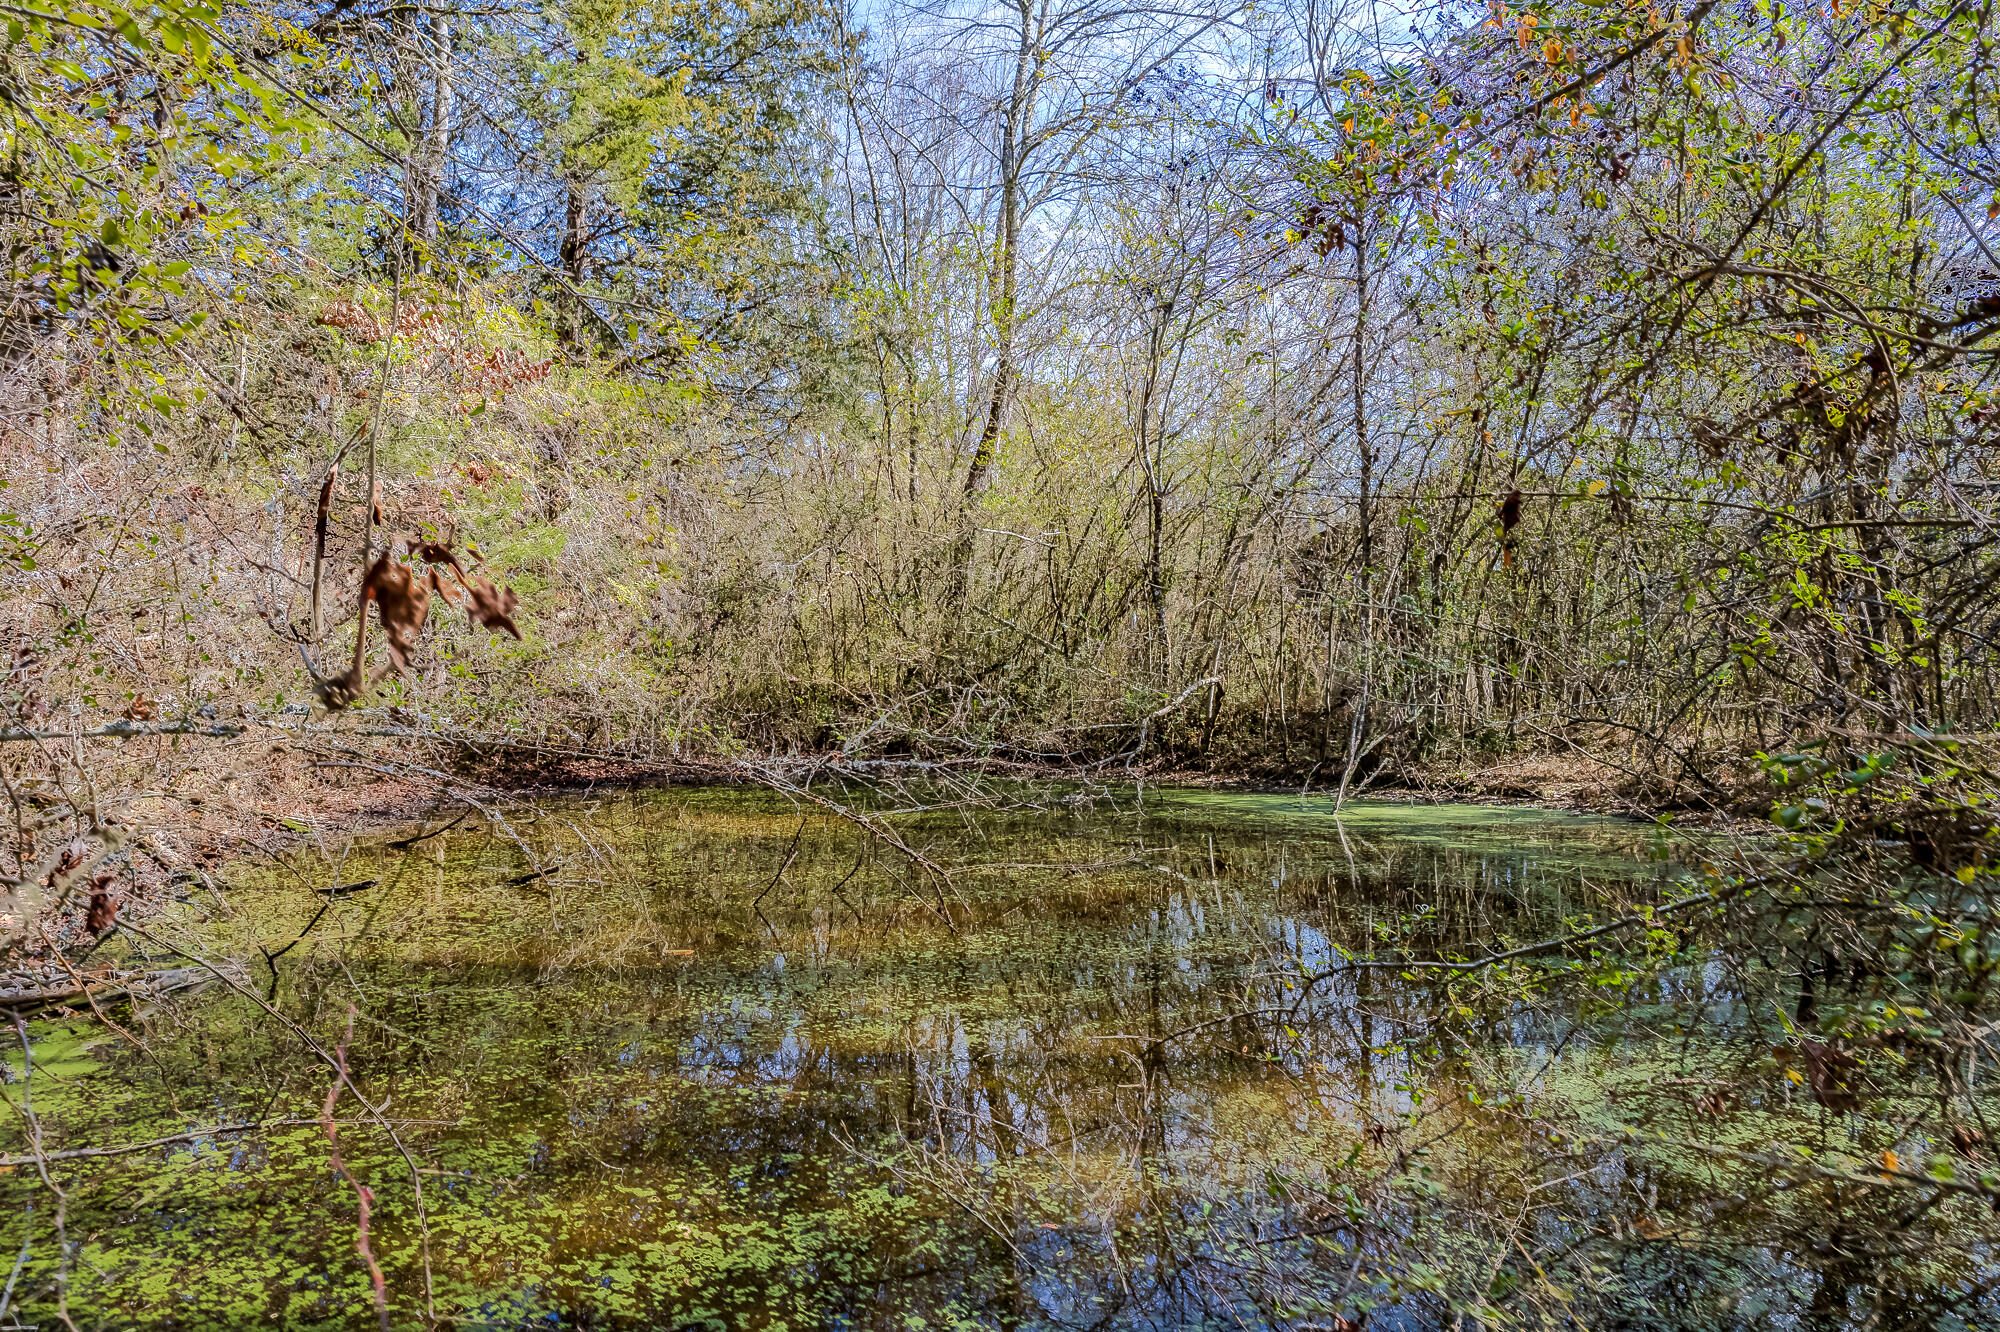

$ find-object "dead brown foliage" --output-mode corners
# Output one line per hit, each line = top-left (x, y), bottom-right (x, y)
(363, 551), (431, 674)
(1797, 1038), (1863, 1112)
(317, 539), (520, 709)
(462, 576), (521, 640)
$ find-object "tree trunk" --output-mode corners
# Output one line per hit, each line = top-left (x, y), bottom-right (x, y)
(949, 0), (1037, 609)
(1136, 301), (1171, 685)
(960, 3), (1034, 504)
(393, 2), (422, 259)
(411, 14), (453, 260)
(559, 182), (590, 350)
(1352, 221), (1372, 581)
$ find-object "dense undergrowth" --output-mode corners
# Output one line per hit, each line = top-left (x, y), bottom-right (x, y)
(4, 0), (1999, 811)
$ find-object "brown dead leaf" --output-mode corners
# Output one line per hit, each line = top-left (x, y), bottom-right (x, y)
(426, 566), (461, 606)
(122, 695), (156, 721)
(316, 665), (369, 709)
(84, 865), (121, 933)
(1798, 1038), (1862, 1112)
(85, 884), (119, 933)
(413, 541), (467, 574)
(1497, 488), (1524, 568)
(361, 551), (431, 673)
(463, 576), (521, 640)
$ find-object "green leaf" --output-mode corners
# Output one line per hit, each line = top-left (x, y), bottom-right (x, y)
(112, 14), (151, 50)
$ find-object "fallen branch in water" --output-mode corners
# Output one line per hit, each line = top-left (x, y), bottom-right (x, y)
(501, 863), (560, 888)
(0, 721), (249, 743)
(0, 963), (246, 1012)
(384, 804), (474, 849)
(310, 879), (379, 898)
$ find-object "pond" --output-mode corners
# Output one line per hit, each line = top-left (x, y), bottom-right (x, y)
(0, 786), (1989, 1329)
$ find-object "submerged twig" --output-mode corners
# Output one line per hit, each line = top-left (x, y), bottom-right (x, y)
(322, 1006), (390, 1332)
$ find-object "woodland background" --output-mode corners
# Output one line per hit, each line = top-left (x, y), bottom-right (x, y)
(4, 0), (2000, 852)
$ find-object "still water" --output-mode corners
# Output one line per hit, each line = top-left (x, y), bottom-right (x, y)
(0, 787), (1971, 1329)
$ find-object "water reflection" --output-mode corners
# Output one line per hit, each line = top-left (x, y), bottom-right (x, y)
(0, 789), (1987, 1328)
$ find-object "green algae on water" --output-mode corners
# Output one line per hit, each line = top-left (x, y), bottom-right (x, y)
(0, 787), (1985, 1329)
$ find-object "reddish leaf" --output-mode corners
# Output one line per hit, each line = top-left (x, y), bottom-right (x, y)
(361, 550), (431, 673)
(85, 885), (119, 933)
(463, 576), (521, 640)
(1798, 1038), (1862, 1111)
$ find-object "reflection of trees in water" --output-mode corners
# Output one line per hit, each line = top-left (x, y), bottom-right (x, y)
(814, 820), (1998, 1330)
(12, 796), (1996, 1329)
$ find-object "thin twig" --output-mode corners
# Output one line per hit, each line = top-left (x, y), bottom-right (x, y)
(322, 1006), (390, 1332)
(10, 1013), (75, 1332)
